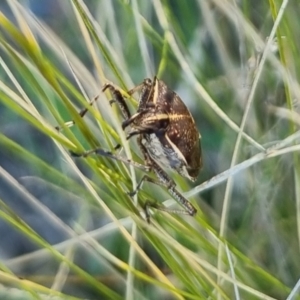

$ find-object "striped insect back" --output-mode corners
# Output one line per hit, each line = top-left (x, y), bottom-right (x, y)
(131, 77), (202, 181)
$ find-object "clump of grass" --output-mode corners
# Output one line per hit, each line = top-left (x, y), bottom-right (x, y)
(0, 0), (299, 299)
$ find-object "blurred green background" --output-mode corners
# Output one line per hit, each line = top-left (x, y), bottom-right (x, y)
(0, 0), (300, 299)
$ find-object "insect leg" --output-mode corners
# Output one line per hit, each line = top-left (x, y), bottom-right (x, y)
(70, 148), (150, 172)
(127, 78), (153, 97)
(102, 83), (131, 120)
(151, 161), (197, 216)
(103, 78), (154, 120)
(56, 81), (132, 132)
(143, 200), (195, 223)
(55, 95), (100, 131)
(127, 175), (162, 197)
(136, 136), (197, 221)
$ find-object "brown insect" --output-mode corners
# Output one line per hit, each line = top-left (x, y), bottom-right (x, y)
(70, 77), (202, 221)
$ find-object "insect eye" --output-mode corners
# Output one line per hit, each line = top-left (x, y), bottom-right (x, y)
(144, 78), (152, 85)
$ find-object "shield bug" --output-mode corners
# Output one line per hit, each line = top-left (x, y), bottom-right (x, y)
(71, 76), (202, 221)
